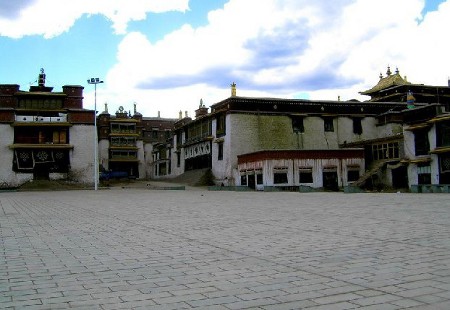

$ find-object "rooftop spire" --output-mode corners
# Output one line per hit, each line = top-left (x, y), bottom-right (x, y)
(38, 68), (46, 87)
(231, 82), (236, 97)
(386, 66), (392, 76)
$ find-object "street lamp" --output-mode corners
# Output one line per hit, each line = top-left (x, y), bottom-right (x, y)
(87, 78), (104, 190)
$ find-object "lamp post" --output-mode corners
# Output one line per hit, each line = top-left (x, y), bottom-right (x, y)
(87, 78), (103, 190)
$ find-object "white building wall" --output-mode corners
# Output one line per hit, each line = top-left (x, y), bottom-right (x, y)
(429, 125), (440, 184)
(238, 157), (364, 188)
(403, 124), (440, 187)
(297, 117), (329, 149)
(211, 118), (231, 185)
(215, 113), (380, 185)
(376, 123), (403, 139)
(136, 140), (145, 179)
(144, 143), (154, 178)
(69, 125), (95, 184)
(403, 129), (415, 159)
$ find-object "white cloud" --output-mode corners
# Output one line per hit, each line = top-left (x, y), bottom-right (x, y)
(0, 0), (188, 38)
(21, 0), (448, 118)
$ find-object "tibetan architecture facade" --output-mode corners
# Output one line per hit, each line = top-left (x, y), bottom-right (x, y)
(97, 104), (176, 179)
(0, 69), (94, 188)
(403, 104), (450, 191)
(168, 70), (450, 192)
(169, 83), (408, 190)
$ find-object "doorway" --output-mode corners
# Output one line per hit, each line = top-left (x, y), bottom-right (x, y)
(392, 166), (408, 189)
(323, 171), (338, 191)
(247, 174), (256, 189)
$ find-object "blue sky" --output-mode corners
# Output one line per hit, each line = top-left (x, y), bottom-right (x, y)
(0, 0), (449, 118)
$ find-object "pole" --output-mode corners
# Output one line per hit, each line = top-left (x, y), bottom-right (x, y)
(87, 78), (103, 191)
(94, 83), (98, 191)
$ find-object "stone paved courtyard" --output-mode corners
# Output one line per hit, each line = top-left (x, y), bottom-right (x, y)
(1, 188), (450, 309)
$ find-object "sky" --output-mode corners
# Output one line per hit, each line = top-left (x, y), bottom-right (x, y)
(0, 0), (449, 119)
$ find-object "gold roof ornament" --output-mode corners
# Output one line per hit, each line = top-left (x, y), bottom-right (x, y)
(360, 66), (410, 95)
(231, 82), (237, 97)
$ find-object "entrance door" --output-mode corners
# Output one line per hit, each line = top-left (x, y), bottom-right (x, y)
(392, 166), (408, 188)
(33, 164), (49, 180)
(323, 171), (338, 191)
(247, 174), (256, 189)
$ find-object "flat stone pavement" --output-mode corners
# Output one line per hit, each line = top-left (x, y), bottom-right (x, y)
(1, 189), (450, 310)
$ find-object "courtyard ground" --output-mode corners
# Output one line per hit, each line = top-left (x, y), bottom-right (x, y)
(1, 188), (450, 309)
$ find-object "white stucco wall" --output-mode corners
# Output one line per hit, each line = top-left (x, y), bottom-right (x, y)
(237, 157), (364, 188)
(376, 123), (403, 139)
(69, 125), (95, 184)
(221, 113), (377, 185)
(136, 140), (145, 179)
(403, 124), (440, 187)
(143, 143), (154, 178)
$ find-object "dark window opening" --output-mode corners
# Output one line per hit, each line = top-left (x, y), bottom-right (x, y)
(218, 143), (223, 160)
(274, 168), (288, 184)
(292, 116), (304, 133)
(414, 129), (430, 156)
(347, 168), (360, 182)
(436, 122), (450, 147)
(353, 118), (362, 135)
(324, 117), (334, 132)
(299, 168), (313, 183)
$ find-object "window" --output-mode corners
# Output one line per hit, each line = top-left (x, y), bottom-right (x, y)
(347, 166), (360, 182)
(216, 114), (226, 136)
(440, 154), (450, 173)
(414, 129), (430, 156)
(111, 137), (136, 146)
(176, 152), (180, 167)
(256, 172), (263, 185)
(324, 117), (334, 132)
(218, 143), (223, 160)
(291, 116), (304, 133)
(299, 168), (313, 183)
(436, 121), (450, 147)
(14, 128), (68, 144)
(353, 118), (362, 135)
(186, 119), (212, 143)
(274, 167), (288, 184)
(417, 164), (431, 185)
(110, 150), (137, 159)
(371, 142), (400, 160)
(176, 132), (182, 146)
(240, 174), (247, 186)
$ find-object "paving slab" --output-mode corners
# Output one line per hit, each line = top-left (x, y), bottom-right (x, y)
(1, 189), (450, 309)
